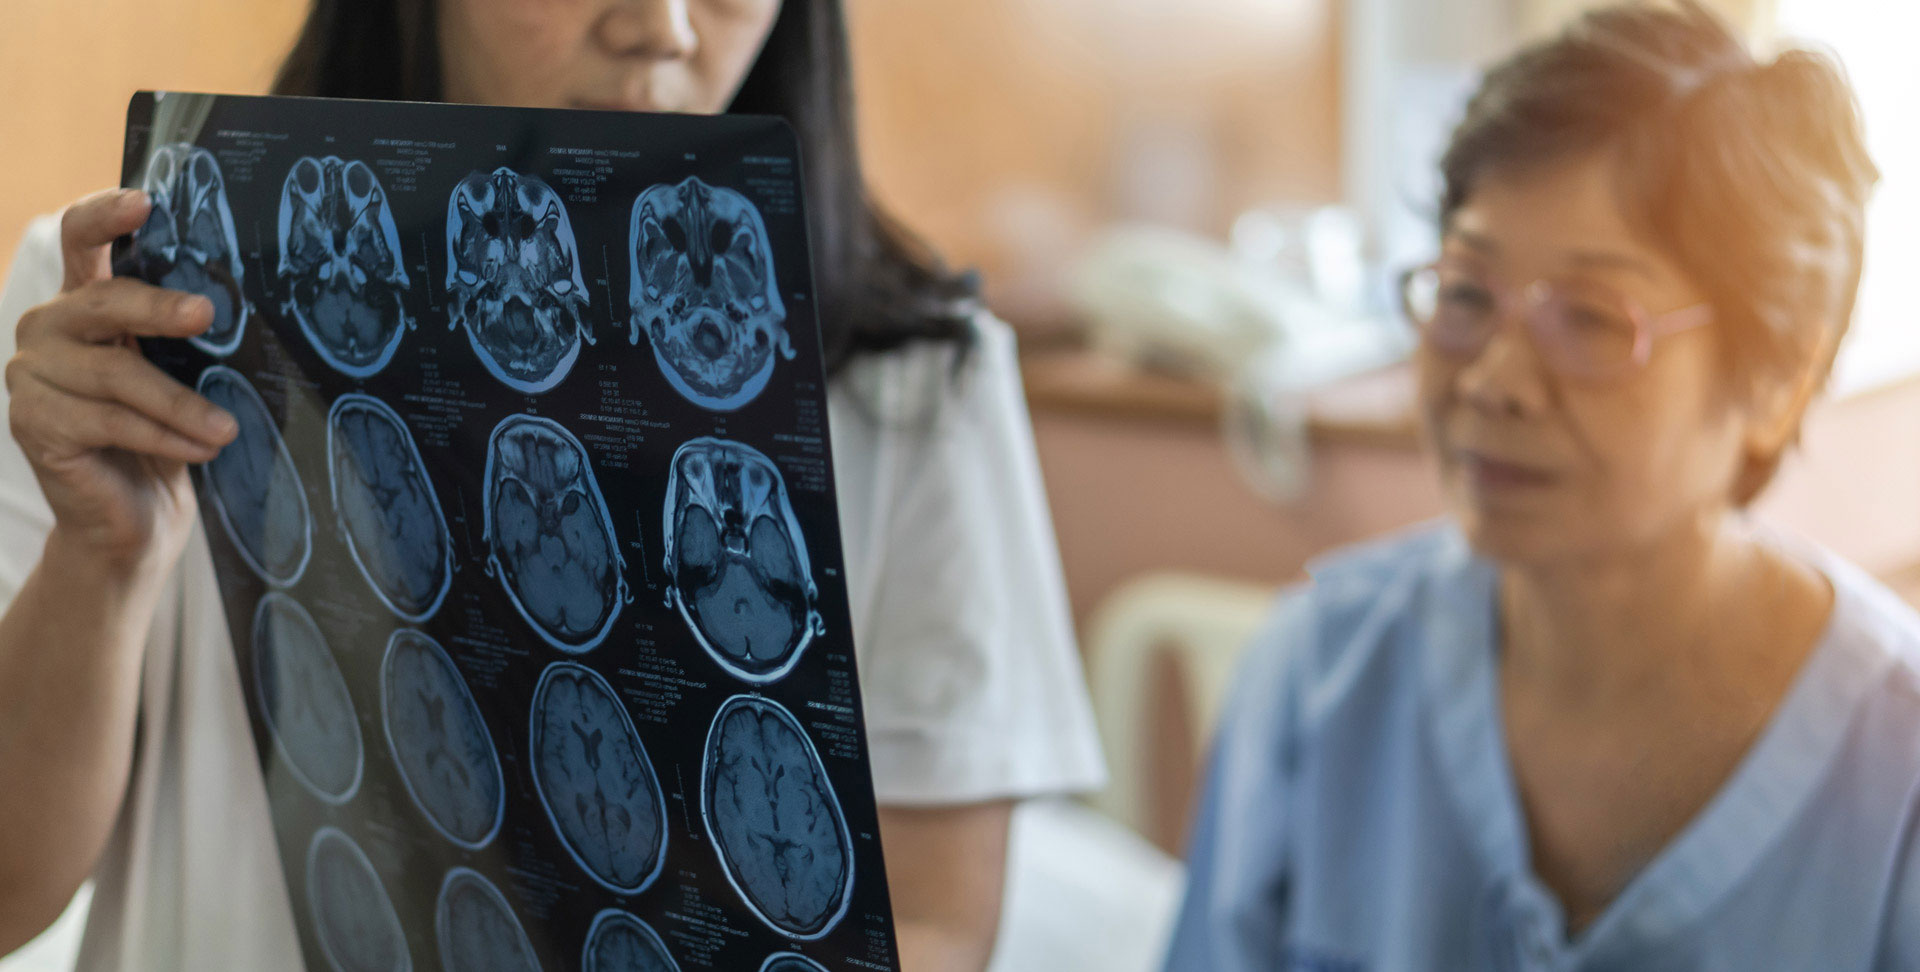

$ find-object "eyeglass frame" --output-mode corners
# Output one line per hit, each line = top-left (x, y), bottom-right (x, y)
(1397, 260), (1715, 381)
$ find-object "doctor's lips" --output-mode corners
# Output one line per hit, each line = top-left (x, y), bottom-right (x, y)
(1454, 450), (1559, 490)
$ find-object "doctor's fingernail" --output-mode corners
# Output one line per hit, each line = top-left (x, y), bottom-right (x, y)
(177, 294), (213, 319)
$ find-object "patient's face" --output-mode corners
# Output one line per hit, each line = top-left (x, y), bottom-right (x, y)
(1417, 153), (1748, 565)
(436, 0), (780, 113)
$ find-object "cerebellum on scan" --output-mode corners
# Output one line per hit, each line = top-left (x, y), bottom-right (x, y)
(663, 437), (823, 684)
(278, 155), (413, 377)
(133, 143), (249, 357)
(482, 414), (628, 652)
(628, 177), (793, 412)
(445, 167), (593, 394)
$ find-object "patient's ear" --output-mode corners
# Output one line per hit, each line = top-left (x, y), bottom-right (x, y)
(1740, 320), (1837, 462)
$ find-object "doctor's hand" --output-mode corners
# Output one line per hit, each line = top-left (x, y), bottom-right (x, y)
(6, 188), (237, 577)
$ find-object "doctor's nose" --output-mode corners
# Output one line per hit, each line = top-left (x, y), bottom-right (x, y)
(598, 0), (699, 62)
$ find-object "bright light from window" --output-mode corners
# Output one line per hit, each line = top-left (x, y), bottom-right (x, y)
(1777, 0), (1920, 394)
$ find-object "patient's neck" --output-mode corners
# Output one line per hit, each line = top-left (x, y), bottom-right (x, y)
(1495, 513), (1828, 710)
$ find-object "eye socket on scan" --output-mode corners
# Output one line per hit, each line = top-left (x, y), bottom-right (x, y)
(347, 164), (371, 197)
(296, 159), (321, 193)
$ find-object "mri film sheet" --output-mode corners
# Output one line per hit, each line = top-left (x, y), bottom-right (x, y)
(123, 92), (901, 972)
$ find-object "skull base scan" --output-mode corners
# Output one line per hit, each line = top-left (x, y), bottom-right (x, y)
(702, 695), (854, 940)
(665, 437), (821, 683)
(306, 828), (410, 972)
(381, 630), (504, 850)
(135, 143), (248, 356)
(628, 177), (792, 411)
(434, 868), (540, 972)
(254, 593), (362, 804)
(279, 156), (412, 377)
(583, 909), (681, 972)
(529, 662), (668, 894)
(199, 367), (313, 586)
(483, 415), (627, 652)
(328, 394), (453, 622)
(445, 168), (592, 394)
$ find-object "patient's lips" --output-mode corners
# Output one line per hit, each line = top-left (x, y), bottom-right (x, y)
(1457, 450), (1558, 493)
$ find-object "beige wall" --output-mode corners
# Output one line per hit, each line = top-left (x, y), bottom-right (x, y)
(0, 0), (309, 272)
(0, 1), (1340, 314)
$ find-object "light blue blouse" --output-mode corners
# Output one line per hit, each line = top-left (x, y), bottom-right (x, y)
(1165, 523), (1920, 971)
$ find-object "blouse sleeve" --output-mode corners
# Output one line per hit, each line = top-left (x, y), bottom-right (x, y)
(0, 216), (67, 601)
(838, 316), (1106, 806)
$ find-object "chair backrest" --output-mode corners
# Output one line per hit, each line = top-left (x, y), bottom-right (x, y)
(1081, 573), (1276, 854)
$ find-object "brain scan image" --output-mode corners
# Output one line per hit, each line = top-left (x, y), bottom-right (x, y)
(198, 367), (312, 586)
(277, 156), (412, 377)
(434, 867), (540, 972)
(445, 168), (592, 394)
(483, 415), (627, 652)
(663, 437), (822, 684)
(132, 143), (248, 356)
(701, 695), (853, 940)
(327, 394), (452, 622)
(582, 909), (680, 972)
(627, 177), (792, 411)
(529, 663), (667, 894)
(759, 954), (828, 972)
(253, 593), (362, 803)
(380, 629), (504, 850)
(305, 827), (410, 972)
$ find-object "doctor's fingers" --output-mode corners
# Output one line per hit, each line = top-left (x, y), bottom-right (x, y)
(16, 277), (214, 349)
(5, 346), (234, 457)
(7, 370), (226, 466)
(59, 189), (152, 292)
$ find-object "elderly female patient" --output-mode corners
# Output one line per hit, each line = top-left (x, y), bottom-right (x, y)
(1165, 3), (1918, 969)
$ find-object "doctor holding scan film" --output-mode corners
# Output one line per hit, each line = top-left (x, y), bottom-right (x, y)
(0, 0), (1103, 970)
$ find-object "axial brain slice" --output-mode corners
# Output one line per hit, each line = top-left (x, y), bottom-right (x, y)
(530, 663), (667, 893)
(759, 955), (828, 972)
(200, 366), (312, 585)
(434, 868), (540, 972)
(445, 167), (593, 394)
(328, 395), (452, 621)
(583, 909), (680, 972)
(253, 593), (361, 803)
(305, 828), (410, 972)
(664, 438), (820, 683)
(133, 143), (247, 356)
(381, 629), (503, 849)
(483, 415), (626, 651)
(628, 177), (792, 411)
(278, 156), (412, 376)
(702, 695), (853, 939)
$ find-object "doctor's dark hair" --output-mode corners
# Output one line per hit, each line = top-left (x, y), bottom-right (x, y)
(270, 0), (978, 374)
(1438, 1), (1877, 503)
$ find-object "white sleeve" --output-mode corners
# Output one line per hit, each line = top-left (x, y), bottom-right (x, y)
(0, 216), (66, 601)
(841, 317), (1106, 805)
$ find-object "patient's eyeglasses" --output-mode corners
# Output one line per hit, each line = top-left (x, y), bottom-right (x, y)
(1398, 261), (1713, 381)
